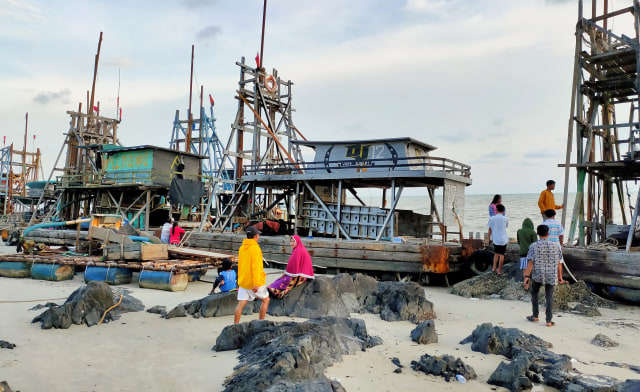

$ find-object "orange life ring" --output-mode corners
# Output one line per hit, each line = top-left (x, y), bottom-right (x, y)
(264, 75), (277, 93)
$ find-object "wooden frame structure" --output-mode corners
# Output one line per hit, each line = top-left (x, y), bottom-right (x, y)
(562, 0), (640, 250)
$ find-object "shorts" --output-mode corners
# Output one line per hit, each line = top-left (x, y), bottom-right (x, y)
(493, 244), (507, 255)
(237, 285), (269, 301)
(520, 256), (529, 269)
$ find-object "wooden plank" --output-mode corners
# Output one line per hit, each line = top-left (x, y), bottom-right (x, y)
(168, 246), (235, 259)
(88, 226), (134, 244)
(309, 256), (423, 273)
(306, 247), (424, 262)
(141, 243), (168, 261)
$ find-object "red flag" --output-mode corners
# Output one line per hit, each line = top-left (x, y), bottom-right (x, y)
(255, 52), (260, 68)
(33, 135), (36, 140)
(119, 108), (122, 121)
(209, 94), (214, 107)
(93, 106), (98, 112)
(3, 136), (5, 145)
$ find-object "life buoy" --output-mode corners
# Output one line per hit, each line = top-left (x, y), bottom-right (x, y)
(264, 75), (277, 93)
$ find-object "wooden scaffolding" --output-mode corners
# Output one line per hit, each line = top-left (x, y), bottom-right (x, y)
(562, 0), (640, 250)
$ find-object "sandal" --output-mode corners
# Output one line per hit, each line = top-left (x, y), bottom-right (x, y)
(546, 322), (555, 327)
(526, 316), (539, 322)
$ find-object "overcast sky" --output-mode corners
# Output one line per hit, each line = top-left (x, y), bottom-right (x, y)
(1, 0), (582, 195)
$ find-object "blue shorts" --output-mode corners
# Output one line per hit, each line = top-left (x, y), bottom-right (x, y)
(520, 257), (529, 269)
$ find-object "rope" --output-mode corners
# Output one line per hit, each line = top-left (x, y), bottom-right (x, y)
(98, 294), (123, 325)
(586, 238), (619, 251)
(0, 297), (68, 303)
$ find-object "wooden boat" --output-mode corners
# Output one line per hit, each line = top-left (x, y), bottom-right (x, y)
(84, 265), (133, 285)
(30, 262), (75, 281)
(0, 261), (32, 278)
(138, 270), (188, 291)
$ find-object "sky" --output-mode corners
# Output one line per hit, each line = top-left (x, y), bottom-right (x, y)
(1, 0), (583, 195)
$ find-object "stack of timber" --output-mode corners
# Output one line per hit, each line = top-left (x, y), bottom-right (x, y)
(25, 229), (89, 246)
(187, 232), (482, 278)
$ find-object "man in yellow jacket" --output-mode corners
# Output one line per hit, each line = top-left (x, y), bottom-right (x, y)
(234, 226), (270, 324)
(538, 180), (563, 218)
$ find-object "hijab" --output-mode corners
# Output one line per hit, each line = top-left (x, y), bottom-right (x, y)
(285, 235), (315, 279)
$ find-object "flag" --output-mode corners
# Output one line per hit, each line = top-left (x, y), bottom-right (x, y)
(119, 108), (122, 121)
(255, 52), (260, 68)
(3, 136), (5, 145)
(93, 106), (98, 112)
(209, 94), (214, 107)
(33, 135), (36, 140)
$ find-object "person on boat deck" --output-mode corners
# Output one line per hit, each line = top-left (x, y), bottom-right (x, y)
(542, 209), (566, 284)
(524, 224), (564, 327)
(210, 258), (237, 294)
(487, 204), (508, 274)
(234, 226), (270, 324)
(489, 194), (505, 217)
(268, 235), (315, 299)
(517, 218), (538, 280)
(538, 180), (563, 218)
(169, 221), (185, 245)
(160, 218), (172, 244)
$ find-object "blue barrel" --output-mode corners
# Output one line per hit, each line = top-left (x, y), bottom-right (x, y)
(0, 261), (32, 278)
(31, 263), (75, 281)
(138, 270), (188, 291)
(84, 265), (133, 285)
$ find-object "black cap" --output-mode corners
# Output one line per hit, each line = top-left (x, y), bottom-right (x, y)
(246, 226), (261, 237)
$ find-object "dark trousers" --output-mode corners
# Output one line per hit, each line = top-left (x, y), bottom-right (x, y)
(531, 281), (554, 323)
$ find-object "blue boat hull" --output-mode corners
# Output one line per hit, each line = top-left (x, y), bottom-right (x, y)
(0, 261), (32, 278)
(84, 266), (133, 285)
(30, 263), (75, 281)
(138, 270), (188, 291)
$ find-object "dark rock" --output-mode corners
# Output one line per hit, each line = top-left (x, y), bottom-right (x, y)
(393, 368), (403, 374)
(31, 281), (143, 329)
(591, 334), (619, 348)
(165, 273), (436, 324)
(459, 322), (552, 356)
(410, 354), (477, 381)
(0, 381), (15, 392)
(166, 305), (188, 318)
(391, 357), (403, 368)
(571, 304), (601, 317)
(463, 323), (625, 392)
(146, 305), (167, 316)
(0, 340), (16, 349)
(618, 379), (640, 392)
(213, 317), (379, 392)
(410, 320), (438, 344)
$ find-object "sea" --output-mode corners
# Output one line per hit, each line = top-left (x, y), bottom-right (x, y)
(345, 192), (627, 239)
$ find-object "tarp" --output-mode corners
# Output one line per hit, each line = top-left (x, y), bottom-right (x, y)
(169, 178), (205, 206)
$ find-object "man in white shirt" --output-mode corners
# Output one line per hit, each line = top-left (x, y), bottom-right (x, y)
(160, 219), (172, 244)
(487, 204), (509, 275)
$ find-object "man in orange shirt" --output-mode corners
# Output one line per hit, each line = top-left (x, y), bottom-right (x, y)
(234, 226), (270, 324)
(538, 180), (563, 219)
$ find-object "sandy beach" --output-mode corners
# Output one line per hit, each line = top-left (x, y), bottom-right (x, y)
(2, 244), (640, 391)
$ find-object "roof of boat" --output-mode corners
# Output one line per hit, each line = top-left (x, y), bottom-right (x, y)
(291, 137), (437, 151)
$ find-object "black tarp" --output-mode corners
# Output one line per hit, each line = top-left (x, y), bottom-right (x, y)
(168, 178), (205, 205)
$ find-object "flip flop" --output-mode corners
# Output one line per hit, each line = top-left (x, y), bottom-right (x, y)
(546, 322), (555, 327)
(526, 316), (539, 322)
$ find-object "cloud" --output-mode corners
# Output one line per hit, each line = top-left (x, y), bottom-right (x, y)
(104, 57), (137, 69)
(476, 151), (510, 161)
(196, 25), (222, 41)
(182, 0), (218, 9)
(523, 150), (561, 159)
(33, 89), (72, 105)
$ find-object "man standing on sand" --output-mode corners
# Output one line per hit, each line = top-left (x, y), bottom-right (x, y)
(524, 224), (563, 327)
(487, 204), (509, 275)
(234, 226), (270, 324)
(538, 180), (564, 219)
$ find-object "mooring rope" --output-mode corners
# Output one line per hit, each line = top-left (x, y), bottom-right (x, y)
(0, 297), (68, 303)
(98, 294), (123, 325)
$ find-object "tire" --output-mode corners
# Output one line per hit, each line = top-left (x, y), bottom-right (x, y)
(469, 249), (494, 275)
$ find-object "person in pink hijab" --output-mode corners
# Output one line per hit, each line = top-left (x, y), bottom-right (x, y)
(268, 235), (315, 298)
